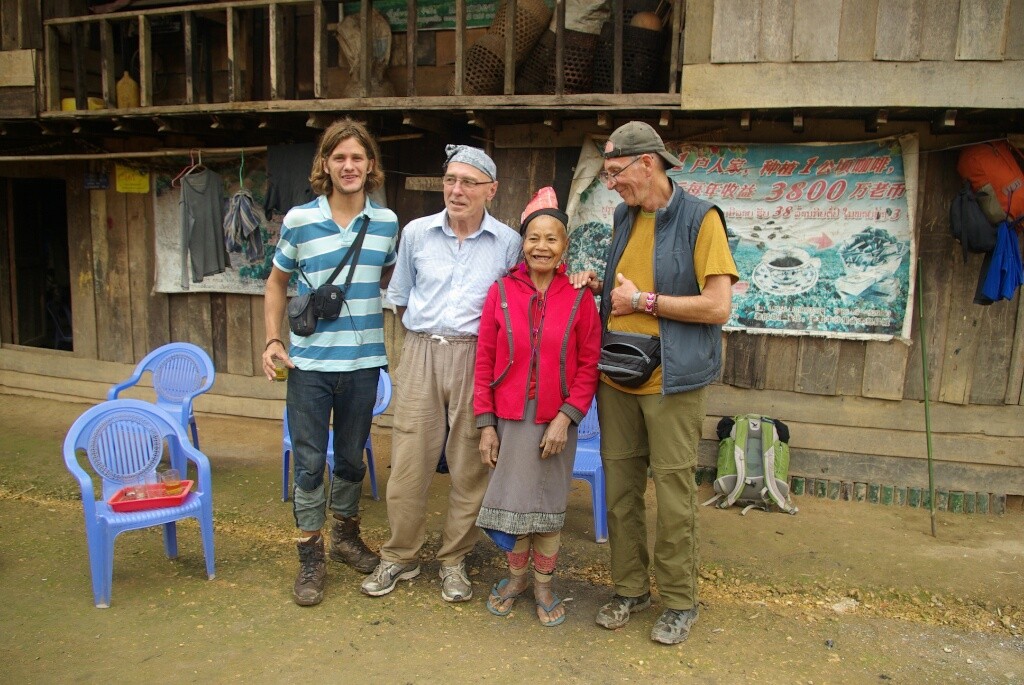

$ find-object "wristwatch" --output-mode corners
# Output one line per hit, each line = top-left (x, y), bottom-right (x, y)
(630, 290), (643, 311)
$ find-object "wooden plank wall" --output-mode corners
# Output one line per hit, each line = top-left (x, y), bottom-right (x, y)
(2, 121), (1023, 491)
(692, 0), (1023, 64)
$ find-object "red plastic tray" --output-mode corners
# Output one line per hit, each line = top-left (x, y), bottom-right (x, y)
(108, 480), (194, 512)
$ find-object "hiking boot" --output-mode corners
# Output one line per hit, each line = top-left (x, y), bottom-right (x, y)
(650, 607), (699, 645)
(360, 560), (421, 597)
(595, 592), (652, 629)
(329, 515), (380, 574)
(439, 561), (473, 602)
(293, 534), (326, 607)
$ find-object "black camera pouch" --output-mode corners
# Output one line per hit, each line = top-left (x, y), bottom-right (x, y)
(287, 293), (317, 336)
(314, 284), (344, 320)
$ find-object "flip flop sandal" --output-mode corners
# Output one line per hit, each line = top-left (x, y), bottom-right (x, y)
(536, 594), (566, 627)
(487, 578), (524, 617)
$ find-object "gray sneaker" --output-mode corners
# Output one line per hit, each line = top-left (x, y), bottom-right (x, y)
(595, 593), (652, 629)
(360, 560), (421, 597)
(439, 562), (473, 602)
(650, 607), (699, 644)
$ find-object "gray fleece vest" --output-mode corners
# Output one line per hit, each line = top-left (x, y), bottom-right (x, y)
(600, 186), (726, 395)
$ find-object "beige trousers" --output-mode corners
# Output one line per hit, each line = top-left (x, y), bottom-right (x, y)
(381, 333), (489, 567)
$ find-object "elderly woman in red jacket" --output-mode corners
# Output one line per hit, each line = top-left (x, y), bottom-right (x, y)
(473, 187), (601, 627)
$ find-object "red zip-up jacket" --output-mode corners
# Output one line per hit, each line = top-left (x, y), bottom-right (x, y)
(474, 263), (601, 427)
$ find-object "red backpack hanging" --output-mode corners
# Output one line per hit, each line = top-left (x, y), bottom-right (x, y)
(956, 141), (1024, 223)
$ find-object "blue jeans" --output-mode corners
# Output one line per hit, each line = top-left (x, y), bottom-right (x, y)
(287, 365), (380, 531)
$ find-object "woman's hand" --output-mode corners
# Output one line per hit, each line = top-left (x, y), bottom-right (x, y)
(539, 413), (571, 459)
(480, 427), (500, 466)
(568, 270), (602, 293)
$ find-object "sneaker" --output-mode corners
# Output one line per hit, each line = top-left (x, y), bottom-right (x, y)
(595, 592), (652, 629)
(360, 560), (421, 597)
(650, 607), (699, 645)
(439, 562), (473, 602)
(293, 535), (326, 607)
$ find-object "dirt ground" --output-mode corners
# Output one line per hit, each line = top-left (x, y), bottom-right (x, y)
(0, 393), (1021, 685)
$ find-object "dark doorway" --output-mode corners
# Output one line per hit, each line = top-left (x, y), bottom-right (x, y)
(2, 178), (72, 350)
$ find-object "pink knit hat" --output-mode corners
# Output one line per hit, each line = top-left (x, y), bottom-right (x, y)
(519, 186), (568, 235)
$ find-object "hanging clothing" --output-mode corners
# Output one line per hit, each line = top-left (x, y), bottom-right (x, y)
(263, 142), (316, 219)
(180, 168), (227, 286)
(979, 221), (1024, 303)
(224, 188), (265, 262)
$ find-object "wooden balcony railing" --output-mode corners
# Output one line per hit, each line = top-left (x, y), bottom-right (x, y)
(42, 0), (684, 115)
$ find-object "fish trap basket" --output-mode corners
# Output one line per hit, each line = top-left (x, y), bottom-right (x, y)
(459, 33), (506, 95)
(592, 23), (666, 93)
(489, 0), (552, 56)
(453, 0), (551, 95)
(517, 29), (599, 94)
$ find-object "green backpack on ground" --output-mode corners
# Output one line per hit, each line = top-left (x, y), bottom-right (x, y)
(704, 414), (798, 515)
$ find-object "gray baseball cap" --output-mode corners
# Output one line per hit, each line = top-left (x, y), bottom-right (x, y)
(603, 121), (682, 168)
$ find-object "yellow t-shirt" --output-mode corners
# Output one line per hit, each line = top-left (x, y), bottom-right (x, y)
(605, 208), (738, 394)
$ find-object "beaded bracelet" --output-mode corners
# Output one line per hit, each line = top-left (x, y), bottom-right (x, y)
(652, 293), (660, 317)
(644, 291), (657, 315)
(265, 338), (284, 351)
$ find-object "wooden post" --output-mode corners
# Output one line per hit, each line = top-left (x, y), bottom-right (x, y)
(99, 20), (115, 108)
(71, 23), (86, 110)
(667, 0), (683, 94)
(503, 0), (516, 95)
(183, 12), (198, 105)
(269, 3), (285, 100)
(44, 25), (60, 111)
(406, 0), (417, 96)
(313, 0), (327, 99)
(612, 0), (623, 94)
(360, 0), (372, 98)
(554, 0), (565, 95)
(226, 6), (242, 102)
(138, 15), (152, 107)
(453, 0), (465, 95)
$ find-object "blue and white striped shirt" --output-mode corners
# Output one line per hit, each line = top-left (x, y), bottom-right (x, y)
(273, 196), (399, 372)
(387, 209), (520, 336)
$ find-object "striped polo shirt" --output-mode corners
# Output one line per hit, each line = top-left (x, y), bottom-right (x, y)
(273, 195), (399, 372)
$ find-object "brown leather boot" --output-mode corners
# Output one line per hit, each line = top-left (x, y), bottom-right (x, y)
(293, 534), (326, 606)
(329, 515), (380, 574)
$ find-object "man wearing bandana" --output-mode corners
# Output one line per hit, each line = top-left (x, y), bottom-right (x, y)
(362, 145), (520, 602)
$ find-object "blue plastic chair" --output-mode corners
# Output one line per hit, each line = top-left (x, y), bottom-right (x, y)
(107, 342), (215, 449)
(572, 397), (608, 543)
(281, 368), (392, 502)
(62, 399), (216, 608)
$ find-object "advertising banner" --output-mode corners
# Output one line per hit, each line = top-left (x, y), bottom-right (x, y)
(566, 135), (919, 341)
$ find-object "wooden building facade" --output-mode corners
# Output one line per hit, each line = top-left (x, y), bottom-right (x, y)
(0, 0), (1022, 500)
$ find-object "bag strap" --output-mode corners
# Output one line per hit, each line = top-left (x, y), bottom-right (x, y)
(719, 415), (748, 508)
(760, 418), (798, 515)
(325, 214), (371, 289)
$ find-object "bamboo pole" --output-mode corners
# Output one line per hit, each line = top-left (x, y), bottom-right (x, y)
(917, 257), (938, 537)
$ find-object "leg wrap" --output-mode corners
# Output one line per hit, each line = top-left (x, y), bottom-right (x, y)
(506, 535), (530, 573)
(531, 531), (560, 579)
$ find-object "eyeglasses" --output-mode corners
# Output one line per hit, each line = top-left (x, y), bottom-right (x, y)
(598, 156), (642, 184)
(442, 175), (494, 189)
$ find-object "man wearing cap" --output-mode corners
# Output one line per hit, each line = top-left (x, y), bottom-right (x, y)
(362, 145), (520, 602)
(572, 121), (738, 644)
